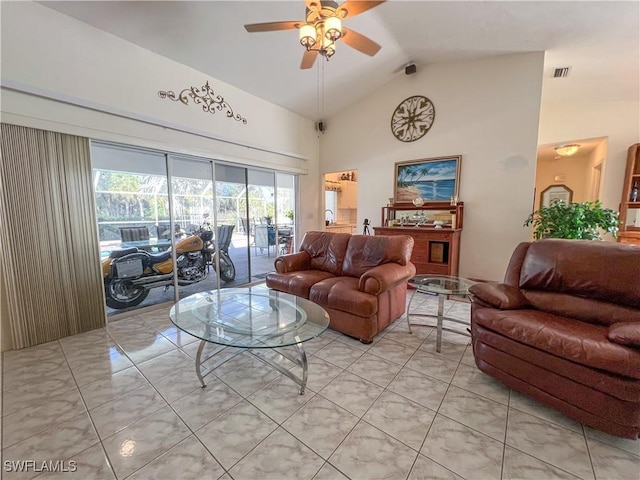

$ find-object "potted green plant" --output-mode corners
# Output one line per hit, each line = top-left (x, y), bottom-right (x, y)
(524, 199), (619, 240)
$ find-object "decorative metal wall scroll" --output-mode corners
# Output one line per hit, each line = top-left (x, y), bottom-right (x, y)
(158, 81), (247, 124)
(391, 95), (435, 142)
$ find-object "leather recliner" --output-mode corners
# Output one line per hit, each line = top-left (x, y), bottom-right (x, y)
(469, 239), (640, 439)
(266, 231), (416, 343)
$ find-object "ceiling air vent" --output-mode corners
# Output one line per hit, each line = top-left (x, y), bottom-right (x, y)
(553, 67), (571, 78)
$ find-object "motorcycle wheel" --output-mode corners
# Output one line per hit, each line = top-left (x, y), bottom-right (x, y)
(218, 252), (236, 282)
(104, 278), (150, 309)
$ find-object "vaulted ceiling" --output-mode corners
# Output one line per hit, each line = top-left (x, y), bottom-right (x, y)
(42, 1), (640, 120)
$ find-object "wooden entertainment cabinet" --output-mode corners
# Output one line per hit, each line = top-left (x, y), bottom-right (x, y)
(373, 202), (463, 276)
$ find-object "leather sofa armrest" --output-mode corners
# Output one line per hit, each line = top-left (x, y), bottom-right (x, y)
(468, 283), (529, 310)
(608, 322), (640, 347)
(359, 262), (417, 295)
(273, 251), (311, 273)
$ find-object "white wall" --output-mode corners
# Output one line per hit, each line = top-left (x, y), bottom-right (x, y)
(538, 101), (640, 213)
(321, 53), (545, 282)
(0, 1), (322, 236)
(587, 140), (607, 200)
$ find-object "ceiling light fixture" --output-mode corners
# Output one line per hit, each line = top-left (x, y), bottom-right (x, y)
(555, 144), (580, 157)
(245, 0), (385, 70)
(299, 16), (342, 60)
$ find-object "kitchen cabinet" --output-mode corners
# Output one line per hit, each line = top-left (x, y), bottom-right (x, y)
(325, 224), (355, 234)
(338, 181), (358, 209)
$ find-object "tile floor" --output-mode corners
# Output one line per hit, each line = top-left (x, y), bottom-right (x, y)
(2, 284), (639, 480)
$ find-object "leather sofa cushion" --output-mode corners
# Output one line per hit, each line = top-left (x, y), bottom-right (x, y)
(609, 323), (640, 347)
(310, 276), (378, 318)
(473, 322), (640, 402)
(522, 290), (639, 327)
(518, 240), (640, 309)
(473, 308), (640, 379)
(469, 283), (530, 309)
(342, 235), (413, 278)
(266, 270), (336, 299)
(299, 231), (351, 276)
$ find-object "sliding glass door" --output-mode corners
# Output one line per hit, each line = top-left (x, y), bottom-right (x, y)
(93, 143), (171, 314)
(170, 156), (217, 301)
(92, 142), (297, 316)
(215, 164), (250, 286)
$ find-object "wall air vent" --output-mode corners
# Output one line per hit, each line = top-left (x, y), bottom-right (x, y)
(553, 67), (571, 78)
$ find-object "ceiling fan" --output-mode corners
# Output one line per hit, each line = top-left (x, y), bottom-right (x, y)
(244, 0), (385, 69)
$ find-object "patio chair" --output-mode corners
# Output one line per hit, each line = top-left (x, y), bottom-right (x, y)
(156, 223), (172, 240)
(254, 224), (276, 256)
(216, 225), (235, 253)
(239, 217), (251, 236)
(120, 226), (150, 243)
(278, 227), (293, 254)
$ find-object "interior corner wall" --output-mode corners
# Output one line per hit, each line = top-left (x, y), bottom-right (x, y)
(320, 53), (545, 282)
(0, 1), (322, 235)
(538, 101), (640, 212)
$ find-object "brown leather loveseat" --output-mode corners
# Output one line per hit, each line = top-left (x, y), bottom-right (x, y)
(266, 231), (416, 343)
(469, 239), (640, 439)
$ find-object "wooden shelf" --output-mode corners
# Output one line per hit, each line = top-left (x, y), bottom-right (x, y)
(618, 144), (640, 246)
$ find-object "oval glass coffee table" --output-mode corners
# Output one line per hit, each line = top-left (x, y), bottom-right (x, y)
(407, 275), (476, 353)
(170, 287), (330, 394)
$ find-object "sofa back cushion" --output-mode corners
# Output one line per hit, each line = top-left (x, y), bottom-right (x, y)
(508, 239), (640, 324)
(522, 291), (640, 327)
(342, 234), (414, 278)
(299, 231), (352, 275)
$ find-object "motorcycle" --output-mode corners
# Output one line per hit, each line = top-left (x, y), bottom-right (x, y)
(102, 223), (236, 309)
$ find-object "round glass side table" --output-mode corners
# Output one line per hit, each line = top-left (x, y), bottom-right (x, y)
(407, 275), (476, 352)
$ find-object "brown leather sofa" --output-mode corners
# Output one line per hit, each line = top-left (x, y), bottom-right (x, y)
(266, 231), (416, 343)
(469, 239), (640, 439)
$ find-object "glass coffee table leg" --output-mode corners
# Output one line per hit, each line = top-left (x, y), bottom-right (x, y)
(294, 340), (308, 395)
(251, 337), (309, 395)
(436, 293), (445, 353)
(406, 288), (419, 334)
(195, 340), (207, 388)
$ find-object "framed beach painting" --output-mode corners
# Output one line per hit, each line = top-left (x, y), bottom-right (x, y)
(394, 155), (461, 204)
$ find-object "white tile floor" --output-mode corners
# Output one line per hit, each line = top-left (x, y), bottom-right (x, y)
(2, 285), (639, 480)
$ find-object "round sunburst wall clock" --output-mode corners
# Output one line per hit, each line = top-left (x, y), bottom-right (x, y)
(390, 95), (435, 142)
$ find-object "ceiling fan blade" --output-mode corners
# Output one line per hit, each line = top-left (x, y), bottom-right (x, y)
(336, 1), (386, 19)
(300, 50), (319, 69)
(304, 0), (322, 12)
(244, 21), (301, 32)
(341, 27), (381, 56)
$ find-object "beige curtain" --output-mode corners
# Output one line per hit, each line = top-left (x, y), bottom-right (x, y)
(0, 124), (106, 349)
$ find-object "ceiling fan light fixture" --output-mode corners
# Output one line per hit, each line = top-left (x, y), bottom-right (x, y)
(555, 144), (580, 157)
(321, 34), (336, 58)
(299, 24), (317, 49)
(245, 0), (386, 69)
(324, 16), (342, 41)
